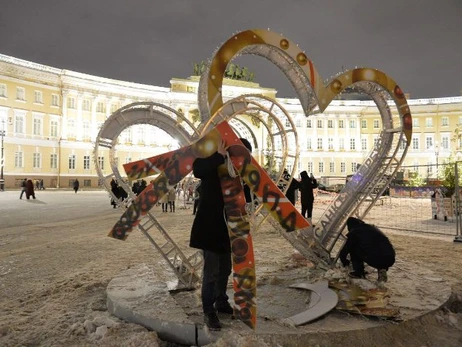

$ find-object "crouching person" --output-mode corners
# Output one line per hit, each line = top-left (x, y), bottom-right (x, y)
(339, 217), (395, 282)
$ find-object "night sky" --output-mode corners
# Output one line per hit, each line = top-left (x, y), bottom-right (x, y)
(1, 0), (461, 99)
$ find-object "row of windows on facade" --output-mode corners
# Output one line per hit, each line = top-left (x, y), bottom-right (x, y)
(294, 117), (453, 129)
(7, 117), (158, 144)
(2, 84), (458, 129)
(13, 152), (366, 174)
(303, 136), (453, 151)
(0, 84), (118, 113)
(7, 115), (456, 151)
(12, 153), (109, 170)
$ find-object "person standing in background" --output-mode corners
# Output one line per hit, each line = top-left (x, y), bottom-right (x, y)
(168, 186), (176, 212)
(73, 179), (80, 193)
(25, 179), (36, 199)
(299, 171), (317, 224)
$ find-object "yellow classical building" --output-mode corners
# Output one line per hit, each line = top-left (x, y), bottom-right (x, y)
(0, 53), (461, 189)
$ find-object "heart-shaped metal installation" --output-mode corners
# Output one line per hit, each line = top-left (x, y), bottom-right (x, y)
(96, 29), (413, 330)
(198, 28), (412, 260)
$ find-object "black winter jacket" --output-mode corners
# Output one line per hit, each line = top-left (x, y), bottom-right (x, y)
(189, 152), (230, 253)
(339, 217), (395, 269)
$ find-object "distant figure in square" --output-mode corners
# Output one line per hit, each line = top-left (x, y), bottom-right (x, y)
(298, 171), (317, 224)
(340, 217), (395, 282)
(19, 178), (27, 199)
(73, 179), (80, 193)
(168, 186), (176, 212)
(25, 179), (36, 200)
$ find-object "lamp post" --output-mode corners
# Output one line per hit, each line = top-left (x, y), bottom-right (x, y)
(0, 119), (5, 191)
(434, 141), (439, 179)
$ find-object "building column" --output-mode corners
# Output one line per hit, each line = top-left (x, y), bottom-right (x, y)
(76, 93), (83, 141)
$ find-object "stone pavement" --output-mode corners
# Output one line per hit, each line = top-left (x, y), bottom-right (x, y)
(105, 199), (453, 346)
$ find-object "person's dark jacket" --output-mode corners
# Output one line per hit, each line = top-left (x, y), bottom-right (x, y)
(285, 178), (300, 205)
(25, 179), (35, 198)
(190, 152), (230, 254)
(339, 217), (395, 269)
(299, 171), (317, 203)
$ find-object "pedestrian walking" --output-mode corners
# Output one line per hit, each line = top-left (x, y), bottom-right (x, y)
(19, 178), (27, 199)
(25, 179), (36, 199)
(73, 179), (80, 193)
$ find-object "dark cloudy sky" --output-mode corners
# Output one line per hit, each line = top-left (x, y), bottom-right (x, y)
(1, 0), (461, 99)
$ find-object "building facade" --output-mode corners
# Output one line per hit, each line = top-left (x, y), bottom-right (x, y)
(1, 53), (461, 189)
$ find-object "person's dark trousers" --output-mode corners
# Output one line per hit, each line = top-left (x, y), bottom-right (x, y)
(19, 188), (26, 199)
(301, 200), (314, 218)
(201, 250), (232, 313)
(350, 250), (366, 275)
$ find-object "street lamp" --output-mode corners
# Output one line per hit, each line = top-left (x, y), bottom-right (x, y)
(434, 141), (439, 178)
(0, 119), (5, 191)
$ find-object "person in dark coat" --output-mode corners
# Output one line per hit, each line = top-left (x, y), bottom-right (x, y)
(25, 179), (36, 199)
(73, 179), (80, 193)
(110, 178), (119, 208)
(190, 140), (233, 331)
(238, 138), (253, 203)
(137, 179), (147, 195)
(298, 171), (317, 222)
(283, 169), (300, 205)
(339, 217), (395, 282)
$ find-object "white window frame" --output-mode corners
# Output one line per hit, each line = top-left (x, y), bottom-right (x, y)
(361, 138), (367, 151)
(14, 112), (25, 134)
(350, 138), (356, 150)
(317, 138), (323, 150)
(98, 156), (105, 170)
(0, 83), (6, 98)
(67, 97), (76, 109)
(33, 115), (43, 136)
(441, 135), (449, 150)
(51, 94), (60, 107)
(34, 90), (43, 104)
(16, 87), (25, 101)
(33, 152), (41, 168)
(69, 154), (76, 169)
(15, 151), (23, 168)
(83, 155), (91, 170)
(425, 136), (433, 150)
(82, 99), (91, 111)
(82, 121), (91, 140)
(50, 153), (58, 169)
(50, 119), (59, 137)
